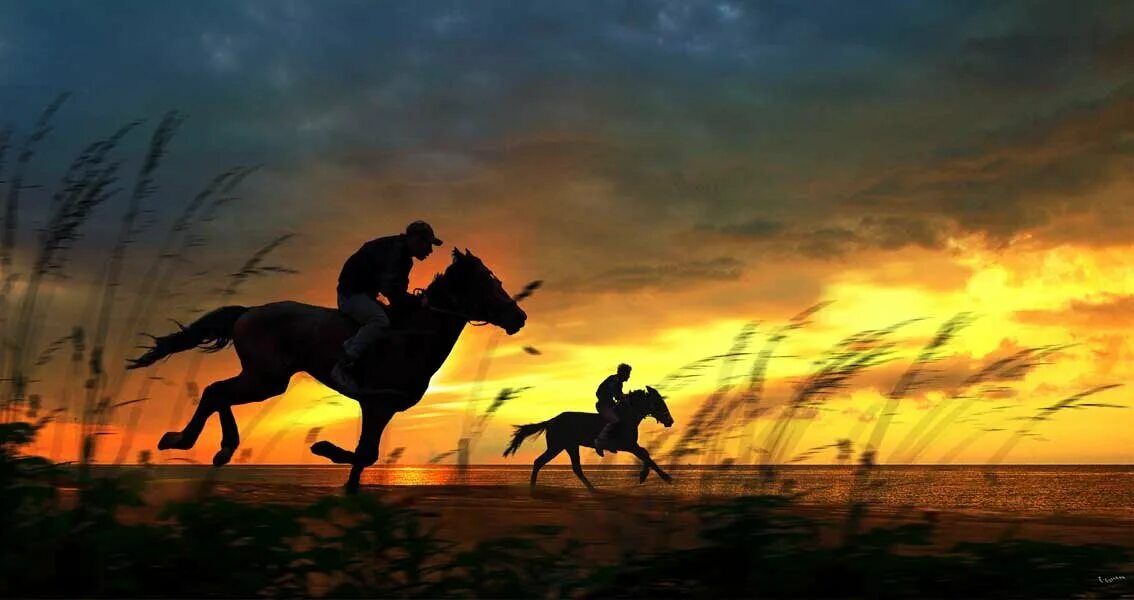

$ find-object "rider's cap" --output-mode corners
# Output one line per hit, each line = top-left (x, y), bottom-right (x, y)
(406, 220), (443, 246)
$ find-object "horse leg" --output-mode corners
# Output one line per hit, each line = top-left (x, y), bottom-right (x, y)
(630, 445), (672, 483)
(310, 440), (355, 464)
(158, 373), (252, 452)
(345, 401), (394, 495)
(531, 445), (562, 489)
(566, 446), (596, 492)
(210, 375), (290, 466)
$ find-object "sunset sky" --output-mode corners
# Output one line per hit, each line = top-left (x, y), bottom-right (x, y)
(2, 0), (1131, 465)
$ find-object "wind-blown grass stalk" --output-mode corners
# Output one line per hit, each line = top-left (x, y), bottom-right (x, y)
(983, 384), (1124, 467)
(10, 121), (139, 438)
(108, 166), (250, 385)
(762, 318), (912, 470)
(383, 446), (406, 465)
(732, 302), (830, 468)
(97, 166), (254, 462)
(0, 95), (70, 418)
(428, 449), (458, 464)
(837, 316), (976, 508)
(0, 125), (12, 180)
(236, 388), (300, 448)
(256, 401), (321, 464)
(459, 334), (500, 452)
(467, 386), (530, 456)
(47, 327), (83, 462)
(859, 312), (973, 461)
(158, 233), (297, 462)
(92, 111), (183, 385)
(638, 353), (722, 450)
(663, 322), (757, 469)
(889, 351), (1031, 461)
(895, 345), (1067, 463)
(457, 281), (542, 464)
(695, 323), (759, 482)
(65, 113), (183, 465)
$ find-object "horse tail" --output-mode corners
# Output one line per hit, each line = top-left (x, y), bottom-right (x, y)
(126, 305), (250, 370)
(503, 420), (551, 457)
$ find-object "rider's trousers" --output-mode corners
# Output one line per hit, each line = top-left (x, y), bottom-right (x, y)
(339, 292), (391, 360)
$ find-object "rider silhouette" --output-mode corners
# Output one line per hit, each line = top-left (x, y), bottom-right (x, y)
(594, 363), (631, 456)
(329, 220), (443, 390)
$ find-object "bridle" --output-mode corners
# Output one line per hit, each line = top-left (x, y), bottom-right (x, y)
(621, 391), (670, 424)
(416, 284), (519, 328)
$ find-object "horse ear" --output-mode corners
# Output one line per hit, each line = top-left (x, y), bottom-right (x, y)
(451, 247), (461, 261)
(463, 247), (471, 257)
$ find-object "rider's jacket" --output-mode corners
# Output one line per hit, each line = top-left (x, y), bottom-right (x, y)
(337, 234), (416, 307)
(595, 374), (625, 409)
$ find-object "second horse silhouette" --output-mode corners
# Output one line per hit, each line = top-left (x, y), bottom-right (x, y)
(503, 386), (675, 491)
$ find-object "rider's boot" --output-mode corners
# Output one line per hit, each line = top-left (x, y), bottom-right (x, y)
(329, 351), (361, 391)
(594, 422), (615, 456)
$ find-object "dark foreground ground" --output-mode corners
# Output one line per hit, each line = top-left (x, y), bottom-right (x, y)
(137, 479), (1134, 556)
(4, 419), (1132, 599)
(31, 478), (1130, 599)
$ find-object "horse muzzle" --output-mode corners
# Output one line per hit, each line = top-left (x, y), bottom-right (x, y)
(502, 305), (527, 335)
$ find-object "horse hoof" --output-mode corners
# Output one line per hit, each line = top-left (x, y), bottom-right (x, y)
(662, 474), (674, 484)
(311, 441), (336, 458)
(158, 431), (188, 450)
(344, 481), (360, 496)
(213, 447), (235, 467)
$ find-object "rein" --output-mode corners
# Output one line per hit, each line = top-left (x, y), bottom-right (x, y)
(416, 286), (490, 326)
(618, 394), (652, 423)
(417, 280), (519, 327)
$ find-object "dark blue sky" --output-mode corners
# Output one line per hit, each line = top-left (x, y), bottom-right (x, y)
(0, 0), (1131, 329)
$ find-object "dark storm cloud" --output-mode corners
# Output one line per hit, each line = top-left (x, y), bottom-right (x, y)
(693, 214), (951, 260)
(573, 255), (744, 293)
(847, 87), (1134, 246)
(944, 2), (1134, 91)
(0, 0), (1130, 301)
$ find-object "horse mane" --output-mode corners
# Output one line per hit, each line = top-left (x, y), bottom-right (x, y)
(424, 248), (499, 302)
(618, 389), (650, 416)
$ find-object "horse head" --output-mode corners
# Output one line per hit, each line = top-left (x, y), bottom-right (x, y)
(645, 385), (674, 427)
(429, 248), (527, 335)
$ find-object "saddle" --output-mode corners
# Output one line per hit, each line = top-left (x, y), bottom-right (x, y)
(329, 304), (433, 396)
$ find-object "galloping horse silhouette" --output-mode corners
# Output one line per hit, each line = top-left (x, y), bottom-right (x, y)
(128, 248), (527, 493)
(503, 386), (675, 491)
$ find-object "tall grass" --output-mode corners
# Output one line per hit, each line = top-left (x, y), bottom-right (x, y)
(891, 345), (1067, 464)
(73, 112), (184, 466)
(858, 312), (974, 460)
(0, 94), (70, 419)
(113, 178), (277, 464)
(760, 318), (911, 472)
(154, 233), (297, 462)
(4, 421), (1131, 598)
(108, 166), (251, 381)
(661, 321), (755, 470)
(8, 121), (141, 466)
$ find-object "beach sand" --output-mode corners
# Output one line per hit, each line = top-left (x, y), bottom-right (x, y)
(96, 479), (1133, 562)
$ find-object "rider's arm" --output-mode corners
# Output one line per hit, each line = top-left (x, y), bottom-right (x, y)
(373, 240), (417, 307)
(384, 268), (416, 307)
